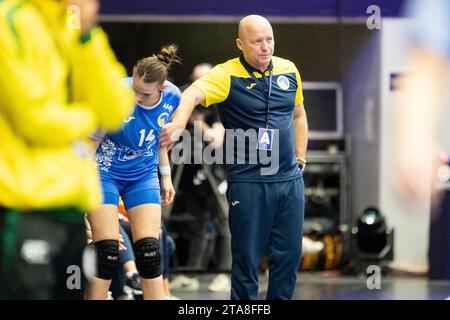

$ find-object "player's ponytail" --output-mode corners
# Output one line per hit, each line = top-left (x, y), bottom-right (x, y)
(154, 44), (181, 69)
(133, 44), (181, 84)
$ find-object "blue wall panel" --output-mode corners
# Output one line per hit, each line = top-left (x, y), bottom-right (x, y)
(100, 0), (406, 18)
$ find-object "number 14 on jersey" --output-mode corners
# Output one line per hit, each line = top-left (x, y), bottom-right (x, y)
(138, 129), (155, 147)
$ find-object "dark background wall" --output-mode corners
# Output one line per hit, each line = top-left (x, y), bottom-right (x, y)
(100, 0), (405, 17)
(101, 22), (372, 84)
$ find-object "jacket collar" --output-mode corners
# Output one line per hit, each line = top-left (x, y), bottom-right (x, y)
(239, 54), (273, 75)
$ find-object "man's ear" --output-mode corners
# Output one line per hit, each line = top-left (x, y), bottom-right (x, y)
(236, 38), (243, 51)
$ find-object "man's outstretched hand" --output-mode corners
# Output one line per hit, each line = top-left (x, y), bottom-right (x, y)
(159, 122), (185, 149)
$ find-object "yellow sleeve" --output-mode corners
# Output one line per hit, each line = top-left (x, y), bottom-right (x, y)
(71, 27), (134, 131)
(294, 66), (304, 106)
(0, 5), (97, 147)
(191, 64), (230, 107)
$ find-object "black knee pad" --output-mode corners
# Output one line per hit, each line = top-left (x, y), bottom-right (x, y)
(93, 240), (119, 280)
(134, 237), (161, 279)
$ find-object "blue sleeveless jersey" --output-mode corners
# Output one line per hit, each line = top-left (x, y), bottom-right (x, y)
(96, 78), (180, 181)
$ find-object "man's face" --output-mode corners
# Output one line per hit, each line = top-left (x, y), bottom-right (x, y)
(132, 76), (163, 107)
(237, 23), (274, 71)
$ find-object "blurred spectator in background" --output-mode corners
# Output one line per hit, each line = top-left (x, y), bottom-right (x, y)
(394, 0), (450, 208)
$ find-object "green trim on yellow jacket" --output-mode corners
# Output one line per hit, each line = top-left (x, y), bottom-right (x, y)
(0, 208), (20, 273)
(6, 2), (22, 50)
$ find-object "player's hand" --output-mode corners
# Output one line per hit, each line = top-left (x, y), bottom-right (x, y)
(160, 175), (175, 207)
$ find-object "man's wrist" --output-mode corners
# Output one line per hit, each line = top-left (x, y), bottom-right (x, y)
(296, 156), (307, 172)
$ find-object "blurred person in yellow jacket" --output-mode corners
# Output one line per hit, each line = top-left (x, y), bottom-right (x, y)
(0, 0), (133, 299)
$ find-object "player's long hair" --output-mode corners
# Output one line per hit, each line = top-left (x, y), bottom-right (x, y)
(133, 44), (181, 84)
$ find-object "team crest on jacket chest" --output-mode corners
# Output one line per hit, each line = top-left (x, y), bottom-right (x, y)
(277, 75), (290, 90)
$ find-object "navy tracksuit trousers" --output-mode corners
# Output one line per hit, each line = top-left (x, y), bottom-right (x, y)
(227, 178), (304, 300)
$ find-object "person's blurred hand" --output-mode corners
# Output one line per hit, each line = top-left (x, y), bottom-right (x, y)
(67, 0), (99, 35)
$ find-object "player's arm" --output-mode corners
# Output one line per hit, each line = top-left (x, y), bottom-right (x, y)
(158, 146), (175, 207)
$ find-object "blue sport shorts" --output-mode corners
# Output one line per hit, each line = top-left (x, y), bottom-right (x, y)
(99, 171), (160, 210)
